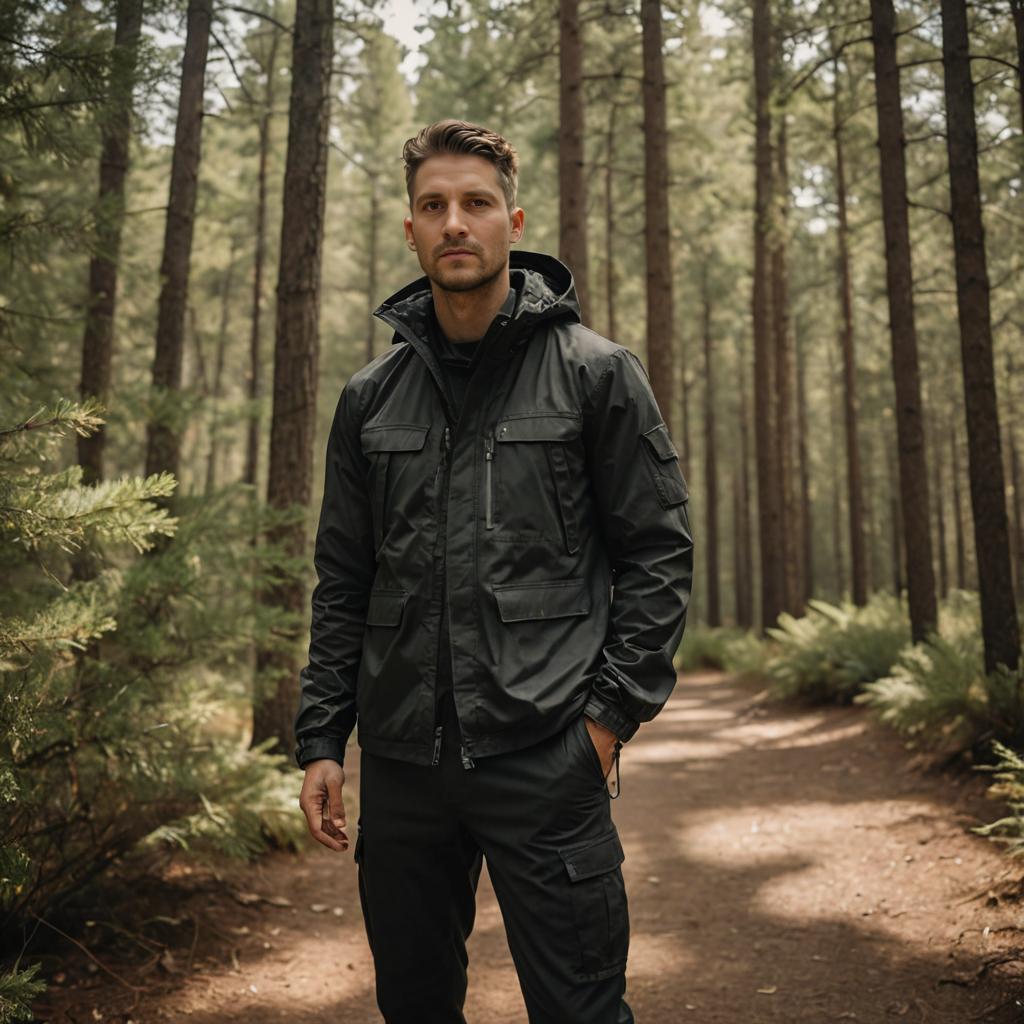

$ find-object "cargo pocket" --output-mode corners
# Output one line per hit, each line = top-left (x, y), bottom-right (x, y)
(492, 578), (590, 623)
(494, 412), (582, 552)
(360, 423), (430, 555)
(365, 588), (408, 627)
(640, 422), (688, 509)
(559, 830), (629, 980)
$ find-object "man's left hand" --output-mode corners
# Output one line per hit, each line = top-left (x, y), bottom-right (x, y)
(584, 715), (619, 779)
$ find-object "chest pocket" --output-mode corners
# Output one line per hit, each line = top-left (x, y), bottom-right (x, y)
(360, 423), (430, 555)
(491, 413), (581, 554)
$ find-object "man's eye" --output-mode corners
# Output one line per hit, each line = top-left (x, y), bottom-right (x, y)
(470, 199), (488, 207)
(424, 201), (442, 211)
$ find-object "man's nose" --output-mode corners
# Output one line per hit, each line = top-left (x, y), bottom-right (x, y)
(442, 204), (468, 237)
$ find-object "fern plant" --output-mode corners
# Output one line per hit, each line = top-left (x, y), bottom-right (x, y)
(763, 594), (911, 703)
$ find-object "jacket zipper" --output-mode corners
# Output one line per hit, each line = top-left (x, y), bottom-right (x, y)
(432, 725), (443, 766)
(484, 432), (496, 529)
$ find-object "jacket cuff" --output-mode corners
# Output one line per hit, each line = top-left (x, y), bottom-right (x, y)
(584, 695), (640, 743)
(295, 736), (347, 771)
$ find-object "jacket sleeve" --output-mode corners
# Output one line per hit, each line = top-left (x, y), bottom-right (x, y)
(581, 347), (694, 742)
(293, 380), (376, 769)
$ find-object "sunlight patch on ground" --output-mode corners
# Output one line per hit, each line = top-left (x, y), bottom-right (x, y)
(622, 931), (697, 979)
(627, 738), (742, 764)
(655, 706), (737, 723)
(723, 713), (832, 745)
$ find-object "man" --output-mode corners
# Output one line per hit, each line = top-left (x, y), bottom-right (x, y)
(295, 119), (693, 1024)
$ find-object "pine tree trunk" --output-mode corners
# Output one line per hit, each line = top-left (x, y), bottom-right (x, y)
(205, 242), (236, 494)
(833, 65), (868, 606)
(772, 113), (801, 614)
(559, 0), (589, 323)
(604, 103), (618, 341)
(796, 321), (813, 603)
(77, 0), (144, 485)
(1010, 428), (1023, 599)
(1011, 0), (1024, 156)
(887, 443), (903, 596)
(367, 177), (380, 362)
(252, 0), (334, 755)
(940, 0), (1020, 671)
(737, 337), (755, 628)
(144, 0), (213, 484)
(868, 0), (938, 641)
(951, 421), (967, 590)
(827, 341), (846, 599)
(934, 417), (949, 598)
(702, 264), (720, 626)
(245, 27), (280, 492)
(640, 0), (676, 425)
(752, 0), (782, 630)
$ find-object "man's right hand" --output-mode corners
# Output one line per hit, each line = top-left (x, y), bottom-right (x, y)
(299, 759), (349, 853)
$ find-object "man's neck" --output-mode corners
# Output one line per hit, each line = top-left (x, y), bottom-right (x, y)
(431, 267), (511, 343)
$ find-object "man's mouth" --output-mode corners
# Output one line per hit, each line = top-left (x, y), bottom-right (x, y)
(440, 249), (475, 259)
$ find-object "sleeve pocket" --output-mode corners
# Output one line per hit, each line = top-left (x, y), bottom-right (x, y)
(640, 423), (688, 508)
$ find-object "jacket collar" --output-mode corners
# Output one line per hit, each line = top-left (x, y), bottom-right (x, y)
(372, 250), (581, 362)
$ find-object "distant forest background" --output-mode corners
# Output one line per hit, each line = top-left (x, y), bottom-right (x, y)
(2, 0), (1023, 973)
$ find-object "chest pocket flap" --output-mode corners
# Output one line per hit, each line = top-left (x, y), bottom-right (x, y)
(495, 413), (580, 443)
(360, 423), (430, 453)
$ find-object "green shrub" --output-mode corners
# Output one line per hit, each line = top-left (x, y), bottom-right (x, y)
(675, 624), (756, 671)
(856, 593), (1024, 754)
(763, 594), (911, 703)
(0, 403), (309, 945)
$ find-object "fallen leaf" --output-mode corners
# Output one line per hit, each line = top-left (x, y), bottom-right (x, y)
(757, 985), (777, 995)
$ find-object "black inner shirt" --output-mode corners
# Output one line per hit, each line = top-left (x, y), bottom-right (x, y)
(429, 287), (517, 728)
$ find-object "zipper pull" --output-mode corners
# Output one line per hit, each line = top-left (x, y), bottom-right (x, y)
(484, 433), (495, 529)
(460, 745), (476, 770)
(432, 725), (443, 766)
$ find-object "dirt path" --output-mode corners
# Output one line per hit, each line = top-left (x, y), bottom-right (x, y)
(35, 671), (1024, 1022)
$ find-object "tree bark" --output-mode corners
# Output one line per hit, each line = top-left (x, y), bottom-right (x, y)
(771, 112), (801, 614)
(244, 25), (281, 492)
(701, 263), (720, 626)
(933, 415), (948, 598)
(736, 333), (754, 629)
(144, 0), (213, 485)
(868, 0), (937, 641)
(796, 320), (813, 604)
(828, 340), (846, 600)
(887, 442), (903, 597)
(1011, 0), (1024, 160)
(940, 0), (1020, 671)
(77, 0), (144, 485)
(951, 420), (967, 591)
(251, 0), (334, 755)
(205, 241), (237, 494)
(640, 0), (676, 426)
(604, 102), (618, 341)
(752, 0), (782, 630)
(367, 176), (380, 362)
(832, 59), (868, 607)
(559, 0), (590, 323)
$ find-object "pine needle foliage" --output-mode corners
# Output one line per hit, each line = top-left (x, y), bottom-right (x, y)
(763, 594), (911, 703)
(0, 403), (309, 957)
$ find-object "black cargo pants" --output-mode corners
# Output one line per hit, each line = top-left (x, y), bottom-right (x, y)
(353, 693), (634, 1024)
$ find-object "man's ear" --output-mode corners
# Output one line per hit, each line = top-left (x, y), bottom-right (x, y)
(404, 215), (416, 250)
(510, 207), (525, 243)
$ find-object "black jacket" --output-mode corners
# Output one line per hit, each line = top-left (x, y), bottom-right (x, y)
(293, 251), (694, 770)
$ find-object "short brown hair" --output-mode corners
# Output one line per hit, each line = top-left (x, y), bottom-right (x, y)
(402, 120), (519, 210)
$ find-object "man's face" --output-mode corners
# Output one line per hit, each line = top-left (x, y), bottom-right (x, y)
(404, 154), (524, 294)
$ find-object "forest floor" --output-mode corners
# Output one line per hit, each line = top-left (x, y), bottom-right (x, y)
(27, 670), (1024, 1023)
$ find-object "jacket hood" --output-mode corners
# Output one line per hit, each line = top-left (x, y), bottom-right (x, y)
(373, 250), (581, 355)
